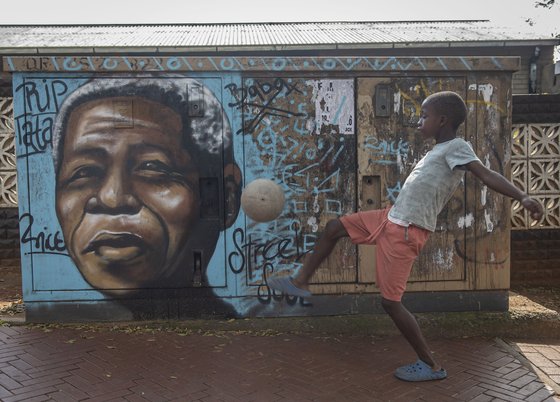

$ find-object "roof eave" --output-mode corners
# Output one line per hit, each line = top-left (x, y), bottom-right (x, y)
(0, 39), (558, 55)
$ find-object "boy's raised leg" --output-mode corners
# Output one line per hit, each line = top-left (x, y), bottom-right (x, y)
(268, 218), (349, 295)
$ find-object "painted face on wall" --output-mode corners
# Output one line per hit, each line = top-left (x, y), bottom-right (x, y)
(55, 96), (200, 292)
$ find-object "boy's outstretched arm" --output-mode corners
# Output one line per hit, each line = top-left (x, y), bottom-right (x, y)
(465, 160), (543, 220)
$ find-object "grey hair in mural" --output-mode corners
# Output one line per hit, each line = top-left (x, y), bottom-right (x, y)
(51, 76), (241, 299)
(52, 76), (231, 171)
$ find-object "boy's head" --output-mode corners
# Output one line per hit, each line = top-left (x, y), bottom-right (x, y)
(422, 91), (467, 130)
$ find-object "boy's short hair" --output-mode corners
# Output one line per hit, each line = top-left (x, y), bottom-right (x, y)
(424, 91), (467, 130)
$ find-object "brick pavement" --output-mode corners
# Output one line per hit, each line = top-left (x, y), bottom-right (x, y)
(508, 340), (560, 396)
(0, 323), (558, 401)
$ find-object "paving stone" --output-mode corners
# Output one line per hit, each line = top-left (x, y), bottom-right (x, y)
(0, 325), (558, 401)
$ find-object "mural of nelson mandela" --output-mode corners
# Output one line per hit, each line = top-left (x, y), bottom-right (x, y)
(51, 76), (241, 307)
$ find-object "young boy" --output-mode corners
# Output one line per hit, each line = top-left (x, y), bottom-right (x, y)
(268, 91), (543, 382)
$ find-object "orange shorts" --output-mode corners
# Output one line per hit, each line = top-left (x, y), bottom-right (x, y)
(340, 208), (430, 301)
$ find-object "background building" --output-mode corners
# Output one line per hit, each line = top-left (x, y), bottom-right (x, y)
(0, 21), (558, 321)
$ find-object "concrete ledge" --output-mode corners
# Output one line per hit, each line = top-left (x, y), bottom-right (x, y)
(19, 290), (509, 323)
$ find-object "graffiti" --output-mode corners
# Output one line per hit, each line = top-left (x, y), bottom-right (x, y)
(14, 76), (241, 299)
(14, 114), (54, 157)
(386, 181), (402, 203)
(15, 79), (68, 113)
(453, 239), (507, 265)
(5, 56), (518, 73)
(19, 213), (67, 256)
(225, 78), (305, 134)
(258, 286), (313, 306)
(255, 263), (313, 306)
(235, 77), (357, 307)
(13, 79), (69, 157)
(7, 70), (360, 318)
(228, 227), (309, 276)
(282, 164), (341, 195)
(279, 136), (345, 166)
(10, 72), (361, 319)
(364, 135), (409, 165)
(227, 227), (314, 307)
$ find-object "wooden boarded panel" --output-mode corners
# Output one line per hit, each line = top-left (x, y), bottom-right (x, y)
(240, 77), (357, 290)
(357, 76), (470, 288)
(471, 74), (512, 290)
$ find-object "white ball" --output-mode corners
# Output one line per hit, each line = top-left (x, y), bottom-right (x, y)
(241, 179), (285, 222)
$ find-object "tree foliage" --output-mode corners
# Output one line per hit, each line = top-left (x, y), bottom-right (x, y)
(535, 0), (555, 8)
(531, 0), (559, 41)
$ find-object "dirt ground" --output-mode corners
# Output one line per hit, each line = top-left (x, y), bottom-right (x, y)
(0, 263), (22, 314)
(0, 263), (21, 301)
(510, 284), (560, 315)
(1, 263), (559, 317)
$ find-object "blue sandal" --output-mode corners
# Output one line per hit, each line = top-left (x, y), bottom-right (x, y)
(394, 359), (447, 382)
(267, 276), (312, 297)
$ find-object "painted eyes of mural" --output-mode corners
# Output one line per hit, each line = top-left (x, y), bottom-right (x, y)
(135, 160), (188, 184)
(136, 160), (173, 174)
(65, 165), (104, 186)
(61, 160), (189, 188)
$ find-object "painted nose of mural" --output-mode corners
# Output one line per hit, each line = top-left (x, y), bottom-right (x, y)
(241, 179), (285, 222)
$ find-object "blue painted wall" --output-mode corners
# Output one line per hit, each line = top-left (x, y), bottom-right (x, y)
(13, 72), (357, 320)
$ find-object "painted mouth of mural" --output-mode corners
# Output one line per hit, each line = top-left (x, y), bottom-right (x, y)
(83, 232), (146, 262)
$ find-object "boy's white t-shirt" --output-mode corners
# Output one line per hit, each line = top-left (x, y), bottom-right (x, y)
(388, 137), (480, 232)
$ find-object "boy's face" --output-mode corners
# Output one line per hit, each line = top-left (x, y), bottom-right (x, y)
(55, 96), (200, 292)
(417, 100), (442, 141)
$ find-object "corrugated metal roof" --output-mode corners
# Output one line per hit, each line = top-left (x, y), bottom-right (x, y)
(0, 21), (557, 52)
